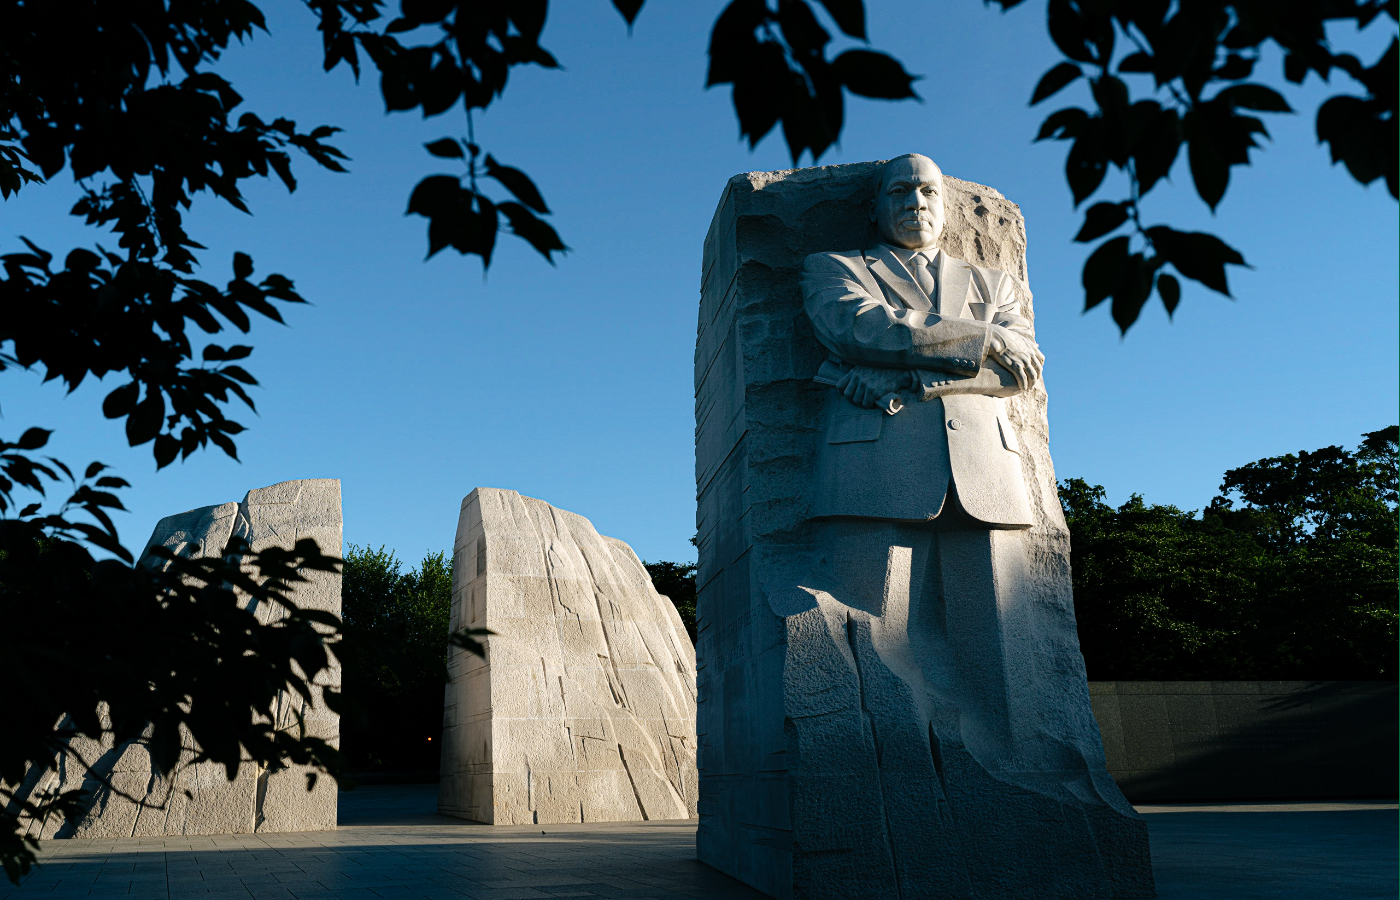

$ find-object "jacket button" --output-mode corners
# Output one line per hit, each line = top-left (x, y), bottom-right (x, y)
(948, 418), (962, 430)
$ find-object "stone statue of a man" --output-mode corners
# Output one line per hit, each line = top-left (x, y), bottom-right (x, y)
(754, 153), (1155, 899)
(802, 152), (1044, 525)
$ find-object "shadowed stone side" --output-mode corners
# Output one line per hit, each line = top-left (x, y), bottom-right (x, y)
(438, 488), (698, 826)
(9, 479), (342, 838)
(694, 162), (1154, 899)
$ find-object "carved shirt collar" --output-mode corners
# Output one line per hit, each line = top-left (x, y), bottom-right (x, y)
(883, 243), (941, 268)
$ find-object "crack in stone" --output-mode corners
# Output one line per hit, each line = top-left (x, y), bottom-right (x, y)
(618, 744), (649, 820)
(845, 612), (905, 900)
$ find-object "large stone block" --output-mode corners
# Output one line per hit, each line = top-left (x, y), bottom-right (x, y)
(10, 479), (341, 838)
(695, 161), (1153, 899)
(438, 488), (697, 825)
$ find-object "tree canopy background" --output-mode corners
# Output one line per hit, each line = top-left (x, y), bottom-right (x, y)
(338, 545), (453, 775)
(644, 560), (697, 643)
(1068, 426), (1398, 680)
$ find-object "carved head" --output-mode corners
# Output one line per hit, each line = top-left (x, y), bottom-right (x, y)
(871, 154), (945, 251)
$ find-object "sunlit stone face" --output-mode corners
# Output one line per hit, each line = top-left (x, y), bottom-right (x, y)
(873, 155), (945, 250)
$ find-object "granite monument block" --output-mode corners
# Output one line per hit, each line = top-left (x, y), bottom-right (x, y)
(10, 479), (342, 838)
(694, 156), (1154, 899)
(438, 488), (698, 825)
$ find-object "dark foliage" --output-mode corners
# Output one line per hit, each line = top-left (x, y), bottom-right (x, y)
(303, 0), (582, 265)
(300, 0), (919, 266)
(993, 0), (1398, 332)
(644, 560), (697, 643)
(0, 1), (351, 882)
(1067, 426), (1398, 680)
(0, 0), (348, 468)
(705, 0), (919, 162)
(338, 545), (453, 774)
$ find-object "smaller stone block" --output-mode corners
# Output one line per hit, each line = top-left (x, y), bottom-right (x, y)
(10, 480), (342, 838)
(438, 488), (698, 825)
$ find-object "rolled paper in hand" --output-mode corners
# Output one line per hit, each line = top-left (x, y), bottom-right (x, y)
(915, 362), (1019, 401)
(879, 392), (904, 415)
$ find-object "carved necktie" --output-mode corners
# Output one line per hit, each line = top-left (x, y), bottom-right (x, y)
(910, 252), (938, 302)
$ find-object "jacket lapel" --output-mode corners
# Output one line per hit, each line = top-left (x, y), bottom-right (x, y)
(865, 244), (932, 312)
(937, 253), (973, 319)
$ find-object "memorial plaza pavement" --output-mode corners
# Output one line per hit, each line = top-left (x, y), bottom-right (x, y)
(3, 784), (1394, 900)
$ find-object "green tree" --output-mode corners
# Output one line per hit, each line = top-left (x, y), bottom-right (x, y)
(339, 545), (454, 774)
(1208, 425), (1398, 679)
(1066, 427), (1398, 680)
(1063, 478), (1270, 678)
(644, 560), (697, 643)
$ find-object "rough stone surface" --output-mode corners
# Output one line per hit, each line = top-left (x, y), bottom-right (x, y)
(695, 160), (1154, 899)
(10, 480), (342, 839)
(1090, 681), (1399, 802)
(438, 488), (698, 826)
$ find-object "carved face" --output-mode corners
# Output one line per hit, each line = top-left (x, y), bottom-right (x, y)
(873, 155), (945, 250)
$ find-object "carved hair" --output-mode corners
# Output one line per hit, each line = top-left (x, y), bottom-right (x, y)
(878, 153), (943, 187)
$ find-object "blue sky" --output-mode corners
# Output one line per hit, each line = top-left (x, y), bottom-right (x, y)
(2, 1), (1395, 566)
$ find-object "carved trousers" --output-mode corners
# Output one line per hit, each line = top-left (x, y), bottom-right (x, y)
(776, 511), (1150, 900)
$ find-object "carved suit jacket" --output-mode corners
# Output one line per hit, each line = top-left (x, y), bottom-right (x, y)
(801, 243), (1035, 528)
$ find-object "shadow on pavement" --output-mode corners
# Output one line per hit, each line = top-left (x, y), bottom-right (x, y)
(337, 782), (470, 826)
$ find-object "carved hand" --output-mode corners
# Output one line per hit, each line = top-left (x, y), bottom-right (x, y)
(836, 366), (911, 409)
(988, 327), (1044, 391)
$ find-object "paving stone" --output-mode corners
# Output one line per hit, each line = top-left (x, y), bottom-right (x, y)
(3, 787), (1392, 900)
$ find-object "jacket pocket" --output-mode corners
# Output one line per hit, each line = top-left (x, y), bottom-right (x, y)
(829, 408), (883, 443)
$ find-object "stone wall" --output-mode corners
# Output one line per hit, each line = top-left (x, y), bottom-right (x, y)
(10, 479), (342, 838)
(1091, 681), (1398, 802)
(438, 488), (697, 825)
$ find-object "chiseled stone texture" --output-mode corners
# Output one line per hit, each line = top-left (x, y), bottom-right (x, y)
(11, 480), (342, 839)
(695, 162), (1153, 899)
(438, 488), (697, 826)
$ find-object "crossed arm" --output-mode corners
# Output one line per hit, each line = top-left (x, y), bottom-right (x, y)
(803, 252), (1044, 408)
